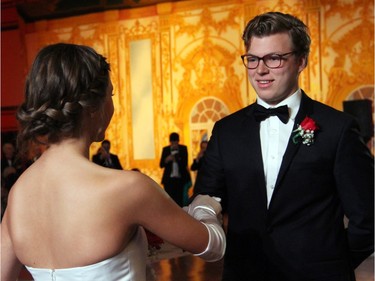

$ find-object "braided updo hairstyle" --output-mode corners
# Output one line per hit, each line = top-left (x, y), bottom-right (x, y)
(16, 43), (110, 156)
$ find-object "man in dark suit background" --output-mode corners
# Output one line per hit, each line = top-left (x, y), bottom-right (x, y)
(92, 140), (123, 170)
(190, 140), (208, 173)
(1, 142), (21, 175)
(194, 12), (374, 281)
(160, 132), (191, 207)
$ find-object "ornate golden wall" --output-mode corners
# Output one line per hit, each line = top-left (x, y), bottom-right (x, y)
(21, 0), (374, 182)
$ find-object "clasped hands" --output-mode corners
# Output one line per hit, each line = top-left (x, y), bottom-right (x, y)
(183, 195), (223, 224)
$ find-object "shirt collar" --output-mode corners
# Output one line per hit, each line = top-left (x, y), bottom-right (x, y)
(257, 89), (302, 121)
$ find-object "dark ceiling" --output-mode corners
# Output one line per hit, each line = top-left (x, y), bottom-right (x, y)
(2, 0), (183, 27)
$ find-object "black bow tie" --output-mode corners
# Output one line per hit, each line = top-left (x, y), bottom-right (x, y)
(253, 104), (289, 124)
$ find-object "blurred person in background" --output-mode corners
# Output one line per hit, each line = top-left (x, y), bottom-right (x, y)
(92, 139), (123, 169)
(159, 132), (191, 207)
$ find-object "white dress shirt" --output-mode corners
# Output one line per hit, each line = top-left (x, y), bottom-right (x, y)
(170, 148), (181, 178)
(258, 89), (302, 207)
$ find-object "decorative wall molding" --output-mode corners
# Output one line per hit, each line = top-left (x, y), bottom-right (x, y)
(2, 0), (374, 180)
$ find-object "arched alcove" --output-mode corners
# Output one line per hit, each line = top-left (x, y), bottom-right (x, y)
(189, 97), (229, 180)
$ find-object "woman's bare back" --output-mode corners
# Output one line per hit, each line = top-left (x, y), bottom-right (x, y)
(7, 148), (139, 269)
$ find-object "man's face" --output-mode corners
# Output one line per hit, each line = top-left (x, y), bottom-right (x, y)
(3, 143), (15, 159)
(200, 142), (208, 151)
(246, 33), (306, 106)
(102, 143), (110, 152)
(170, 140), (179, 150)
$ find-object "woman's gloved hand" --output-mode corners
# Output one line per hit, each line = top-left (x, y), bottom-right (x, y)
(183, 195), (226, 262)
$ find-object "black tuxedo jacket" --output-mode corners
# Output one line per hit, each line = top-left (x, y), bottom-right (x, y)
(1, 157), (21, 174)
(92, 153), (123, 170)
(194, 92), (374, 281)
(159, 144), (190, 185)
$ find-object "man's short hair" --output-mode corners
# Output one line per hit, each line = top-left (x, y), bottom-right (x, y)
(169, 132), (179, 142)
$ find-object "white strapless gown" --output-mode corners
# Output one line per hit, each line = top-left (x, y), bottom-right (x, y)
(25, 227), (148, 281)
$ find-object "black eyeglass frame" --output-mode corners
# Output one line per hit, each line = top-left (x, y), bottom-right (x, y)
(240, 51), (296, 69)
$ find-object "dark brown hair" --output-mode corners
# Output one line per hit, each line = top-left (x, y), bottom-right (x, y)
(242, 12), (311, 60)
(17, 43), (110, 156)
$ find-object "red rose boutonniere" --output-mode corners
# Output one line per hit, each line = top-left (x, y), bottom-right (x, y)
(292, 116), (319, 146)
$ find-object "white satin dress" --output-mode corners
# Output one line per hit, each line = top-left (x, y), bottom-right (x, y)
(25, 227), (148, 281)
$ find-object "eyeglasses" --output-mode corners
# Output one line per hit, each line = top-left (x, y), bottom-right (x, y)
(241, 51), (296, 69)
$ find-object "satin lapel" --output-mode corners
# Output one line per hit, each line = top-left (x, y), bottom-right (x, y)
(274, 92), (314, 188)
(245, 104), (268, 209)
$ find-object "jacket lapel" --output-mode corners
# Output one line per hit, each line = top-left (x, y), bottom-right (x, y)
(245, 105), (268, 209)
(274, 92), (314, 189)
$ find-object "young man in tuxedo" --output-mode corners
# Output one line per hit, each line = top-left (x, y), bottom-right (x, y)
(194, 11), (374, 281)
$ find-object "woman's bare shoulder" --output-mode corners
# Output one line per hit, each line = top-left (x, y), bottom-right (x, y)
(102, 169), (166, 202)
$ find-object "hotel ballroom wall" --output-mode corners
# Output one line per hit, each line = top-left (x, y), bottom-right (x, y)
(1, 0), (374, 183)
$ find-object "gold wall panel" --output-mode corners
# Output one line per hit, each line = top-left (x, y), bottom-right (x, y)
(21, 0), (374, 183)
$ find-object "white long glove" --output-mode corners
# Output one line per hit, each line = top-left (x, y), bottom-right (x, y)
(184, 195), (226, 262)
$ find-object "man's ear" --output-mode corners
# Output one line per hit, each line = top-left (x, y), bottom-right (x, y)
(298, 55), (308, 73)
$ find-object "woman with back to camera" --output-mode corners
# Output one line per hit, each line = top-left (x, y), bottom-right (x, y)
(1, 43), (225, 281)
